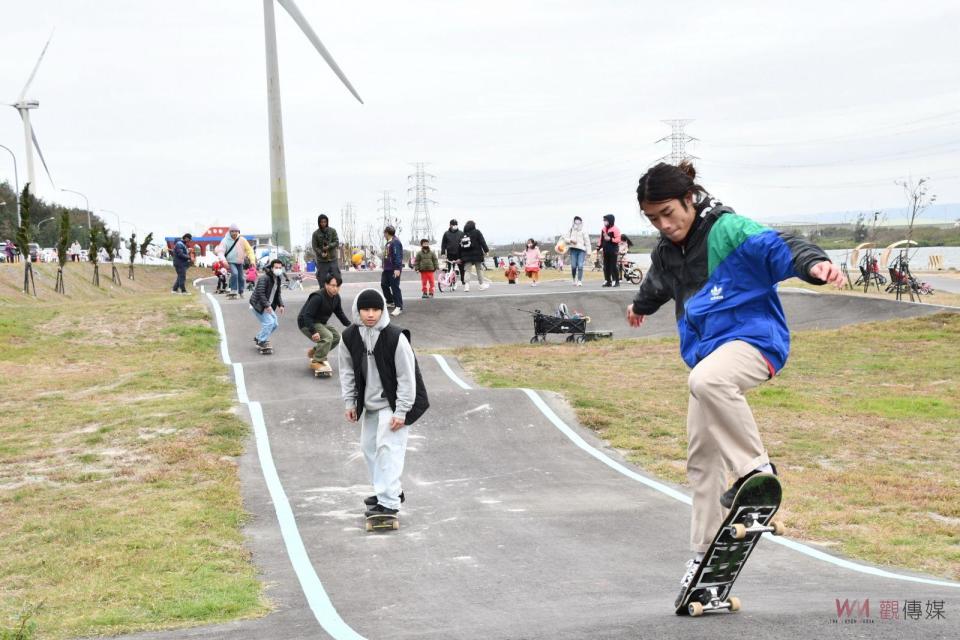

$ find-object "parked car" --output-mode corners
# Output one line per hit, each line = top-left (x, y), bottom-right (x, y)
(28, 242), (40, 262)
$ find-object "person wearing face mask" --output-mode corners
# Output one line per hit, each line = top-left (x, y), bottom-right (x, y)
(249, 258), (286, 353)
(215, 223), (256, 299)
(598, 214), (622, 287)
(564, 216), (591, 286)
(311, 214), (341, 279)
(440, 219), (465, 289)
(523, 238), (542, 286)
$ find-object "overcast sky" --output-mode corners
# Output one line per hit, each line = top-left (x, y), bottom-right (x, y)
(2, 0), (958, 245)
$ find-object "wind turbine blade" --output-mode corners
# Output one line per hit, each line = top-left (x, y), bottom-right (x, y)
(19, 31), (54, 102)
(30, 126), (56, 189)
(275, 0), (364, 104)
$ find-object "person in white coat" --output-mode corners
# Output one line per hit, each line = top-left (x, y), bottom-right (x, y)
(564, 216), (592, 286)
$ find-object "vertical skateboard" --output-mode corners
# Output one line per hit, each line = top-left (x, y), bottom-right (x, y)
(675, 473), (784, 616)
(365, 514), (399, 532)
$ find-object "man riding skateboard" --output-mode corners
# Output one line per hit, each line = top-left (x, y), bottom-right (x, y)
(625, 161), (845, 602)
(297, 271), (350, 377)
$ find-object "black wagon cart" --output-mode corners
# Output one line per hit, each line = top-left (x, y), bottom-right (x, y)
(525, 305), (588, 344)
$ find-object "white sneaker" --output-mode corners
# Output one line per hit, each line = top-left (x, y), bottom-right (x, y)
(577, 280), (583, 287)
(531, 281), (537, 287)
(479, 283), (490, 290)
(391, 307), (402, 316)
(452, 282), (458, 291)
(463, 283), (470, 292)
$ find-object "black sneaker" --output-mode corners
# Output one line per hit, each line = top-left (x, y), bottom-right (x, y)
(602, 282), (611, 287)
(365, 503), (399, 517)
(364, 491), (404, 506)
(613, 282), (620, 287)
(421, 292), (429, 299)
(720, 463), (778, 509)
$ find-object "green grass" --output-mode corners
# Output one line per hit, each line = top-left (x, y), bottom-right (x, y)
(450, 312), (960, 580)
(0, 286), (267, 638)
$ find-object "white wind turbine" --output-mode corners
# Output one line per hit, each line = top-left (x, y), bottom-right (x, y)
(7, 33), (56, 201)
(263, 0), (363, 250)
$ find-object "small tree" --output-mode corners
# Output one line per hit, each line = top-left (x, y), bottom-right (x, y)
(16, 184), (36, 296)
(103, 230), (121, 286)
(55, 210), (69, 294)
(127, 233), (137, 280)
(895, 176), (937, 244)
(139, 232), (154, 261)
(852, 213), (868, 243)
(89, 224), (101, 287)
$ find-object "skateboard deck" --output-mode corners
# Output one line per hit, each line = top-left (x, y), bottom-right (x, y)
(257, 345), (273, 355)
(675, 473), (783, 617)
(311, 361), (332, 378)
(365, 514), (399, 532)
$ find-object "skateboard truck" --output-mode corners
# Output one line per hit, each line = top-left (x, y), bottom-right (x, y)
(728, 512), (785, 540)
(688, 588), (741, 617)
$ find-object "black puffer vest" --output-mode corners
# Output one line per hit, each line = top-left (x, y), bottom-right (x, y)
(342, 324), (430, 425)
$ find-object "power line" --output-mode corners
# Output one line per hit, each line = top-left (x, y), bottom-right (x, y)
(657, 119), (697, 165)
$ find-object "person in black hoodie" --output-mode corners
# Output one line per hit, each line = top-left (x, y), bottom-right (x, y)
(440, 219), (465, 288)
(297, 271), (351, 373)
(249, 259), (286, 352)
(311, 214), (341, 279)
(458, 220), (490, 292)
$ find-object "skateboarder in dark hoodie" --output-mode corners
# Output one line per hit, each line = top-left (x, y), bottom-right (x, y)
(297, 272), (350, 375)
(625, 162), (845, 602)
(249, 258), (286, 352)
(339, 289), (429, 518)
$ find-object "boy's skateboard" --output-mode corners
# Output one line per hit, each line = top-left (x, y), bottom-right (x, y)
(675, 473), (784, 617)
(310, 360), (332, 378)
(257, 343), (273, 355)
(365, 514), (399, 532)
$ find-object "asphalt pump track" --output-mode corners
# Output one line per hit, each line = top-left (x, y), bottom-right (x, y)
(120, 278), (958, 639)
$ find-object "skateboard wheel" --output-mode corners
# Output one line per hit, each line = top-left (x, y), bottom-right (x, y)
(688, 602), (704, 617)
(731, 523), (747, 540)
(728, 596), (741, 612)
(392, 520), (399, 530)
(771, 520), (785, 536)
(365, 522), (373, 532)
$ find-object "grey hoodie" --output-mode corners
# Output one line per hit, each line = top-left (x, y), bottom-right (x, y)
(338, 289), (417, 420)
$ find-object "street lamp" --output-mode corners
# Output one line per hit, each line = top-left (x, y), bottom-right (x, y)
(35, 216), (55, 231)
(98, 208), (121, 235)
(60, 188), (91, 231)
(0, 143), (20, 228)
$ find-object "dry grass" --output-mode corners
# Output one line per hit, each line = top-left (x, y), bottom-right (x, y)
(0, 284), (266, 638)
(451, 313), (960, 580)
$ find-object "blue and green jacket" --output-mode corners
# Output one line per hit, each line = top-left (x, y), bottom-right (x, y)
(631, 200), (830, 373)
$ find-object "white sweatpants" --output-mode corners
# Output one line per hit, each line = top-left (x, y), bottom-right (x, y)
(361, 407), (409, 510)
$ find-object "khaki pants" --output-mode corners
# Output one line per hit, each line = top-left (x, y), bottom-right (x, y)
(301, 324), (340, 362)
(686, 340), (771, 553)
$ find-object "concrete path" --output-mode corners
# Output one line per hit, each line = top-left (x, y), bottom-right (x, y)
(120, 279), (958, 639)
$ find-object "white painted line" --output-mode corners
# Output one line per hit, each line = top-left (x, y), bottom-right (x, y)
(204, 292), (367, 638)
(431, 354), (472, 390)
(429, 354), (960, 589)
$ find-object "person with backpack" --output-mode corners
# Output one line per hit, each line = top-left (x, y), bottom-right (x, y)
(440, 219), (465, 289)
(311, 213), (341, 279)
(381, 226), (404, 316)
(172, 233), (192, 294)
(249, 258), (286, 353)
(459, 220), (490, 292)
(298, 271), (350, 375)
(598, 214), (622, 287)
(626, 161), (845, 605)
(413, 238), (440, 298)
(215, 224), (256, 299)
(339, 288), (429, 519)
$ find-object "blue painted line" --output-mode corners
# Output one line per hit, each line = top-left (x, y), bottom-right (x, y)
(204, 292), (367, 638)
(430, 354), (960, 589)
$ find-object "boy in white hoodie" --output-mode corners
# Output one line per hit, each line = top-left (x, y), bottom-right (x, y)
(339, 289), (429, 517)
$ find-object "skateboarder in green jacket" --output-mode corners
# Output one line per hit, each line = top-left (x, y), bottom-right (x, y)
(625, 161), (845, 594)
